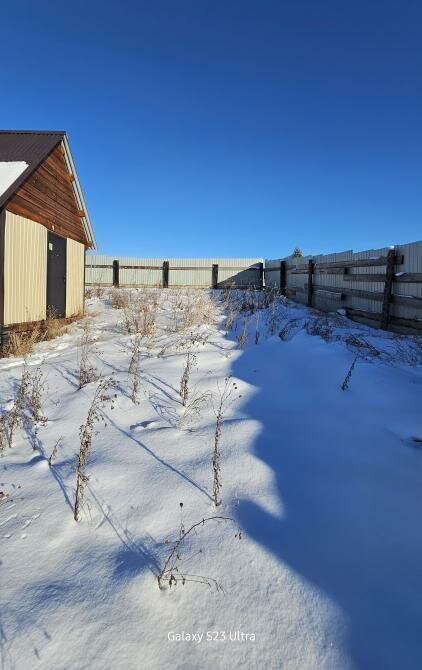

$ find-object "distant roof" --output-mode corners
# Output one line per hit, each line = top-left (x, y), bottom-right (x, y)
(0, 130), (95, 247)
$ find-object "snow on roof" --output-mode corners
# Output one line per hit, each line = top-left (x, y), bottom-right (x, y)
(0, 161), (28, 198)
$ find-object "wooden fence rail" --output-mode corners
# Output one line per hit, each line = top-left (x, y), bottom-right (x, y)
(86, 257), (264, 290)
(265, 241), (422, 335)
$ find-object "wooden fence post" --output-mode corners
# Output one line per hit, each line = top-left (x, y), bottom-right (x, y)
(258, 262), (264, 290)
(212, 264), (218, 289)
(307, 259), (314, 307)
(162, 261), (169, 288)
(380, 248), (396, 330)
(112, 260), (119, 287)
(279, 260), (286, 295)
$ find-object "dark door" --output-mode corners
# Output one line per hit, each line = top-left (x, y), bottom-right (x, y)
(47, 232), (67, 318)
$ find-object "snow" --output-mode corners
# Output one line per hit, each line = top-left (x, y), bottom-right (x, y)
(0, 162), (28, 197)
(1, 289), (422, 670)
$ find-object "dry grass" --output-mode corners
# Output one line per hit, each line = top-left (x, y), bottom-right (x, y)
(0, 366), (48, 453)
(74, 377), (117, 521)
(2, 330), (42, 358)
(78, 320), (99, 388)
(1, 309), (80, 359)
(122, 293), (158, 338)
(110, 288), (130, 309)
(157, 512), (240, 590)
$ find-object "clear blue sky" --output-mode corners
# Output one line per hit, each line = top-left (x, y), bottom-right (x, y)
(1, 1), (421, 257)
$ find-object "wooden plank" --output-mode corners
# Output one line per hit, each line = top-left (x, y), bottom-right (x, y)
(6, 201), (87, 246)
(308, 283), (422, 308)
(292, 267), (346, 275)
(316, 267), (346, 275)
(285, 286), (307, 296)
(315, 255), (403, 270)
(119, 265), (162, 270)
(380, 248), (396, 329)
(346, 308), (422, 333)
(392, 294), (422, 307)
(7, 196), (84, 237)
(343, 272), (422, 283)
(343, 274), (386, 282)
(162, 261), (169, 288)
(5, 144), (88, 246)
(314, 289), (344, 300)
(307, 259), (314, 307)
(279, 260), (286, 294)
(394, 273), (422, 283)
(112, 260), (119, 287)
(212, 263), (218, 289)
(313, 284), (384, 301)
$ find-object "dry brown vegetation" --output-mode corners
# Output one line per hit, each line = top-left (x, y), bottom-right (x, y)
(1, 309), (83, 359)
(157, 509), (241, 590)
(74, 377), (117, 521)
(0, 366), (48, 453)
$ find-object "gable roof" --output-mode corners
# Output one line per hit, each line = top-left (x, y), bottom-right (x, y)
(0, 130), (95, 247)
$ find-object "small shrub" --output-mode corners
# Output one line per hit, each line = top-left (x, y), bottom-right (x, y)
(212, 377), (236, 507)
(157, 509), (241, 590)
(236, 317), (249, 349)
(178, 389), (212, 429)
(74, 377), (117, 521)
(0, 368), (31, 451)
(78, 320), (99, 388)
(123, 296), (157, 338)
(179, 351), (197, 407)
(110, 288), (130, 309)
(128, 334), (142, 403)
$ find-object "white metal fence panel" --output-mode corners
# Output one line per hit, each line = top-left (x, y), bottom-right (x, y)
(85, 256), (263, 289)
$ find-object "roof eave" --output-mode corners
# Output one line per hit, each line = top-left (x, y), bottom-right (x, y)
(61, 135), (96, 249)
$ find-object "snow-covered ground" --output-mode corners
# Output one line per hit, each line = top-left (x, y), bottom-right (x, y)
(1, 289), (421, 670)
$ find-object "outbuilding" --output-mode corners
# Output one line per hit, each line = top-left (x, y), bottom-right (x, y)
(0, 130), (95, 343)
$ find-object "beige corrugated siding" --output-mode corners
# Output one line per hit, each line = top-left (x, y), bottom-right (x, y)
(66, 239), (85, 317)
(4, 211), (47, 326)
(85, 256), (263, 288)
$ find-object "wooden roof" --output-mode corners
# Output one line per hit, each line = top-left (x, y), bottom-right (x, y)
(0, 131), (95, 247)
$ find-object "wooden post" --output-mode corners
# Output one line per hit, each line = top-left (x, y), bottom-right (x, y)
(258, 262), (264, 290)
(279, 260), (286, 295)
(112, 260), (119, 287)
(212, 263), (218, 289)
(380, 248), (396, 330)
(307, 259), (314, 307)
(162, 261), (169, 288)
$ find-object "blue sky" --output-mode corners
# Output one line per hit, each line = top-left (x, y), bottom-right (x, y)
(1, 1), (421, 257)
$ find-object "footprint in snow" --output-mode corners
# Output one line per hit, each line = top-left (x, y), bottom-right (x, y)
(21, 513), (41, 529)
(130, 420), (157, 432)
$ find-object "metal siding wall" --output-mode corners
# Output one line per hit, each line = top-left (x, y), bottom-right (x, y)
(266, 240), (422, 324)
(66, 239), (85, 317)
(85, 254), (114, 285)
(4, 211), (47, 325)
(85, 256), (262, 288)
(392, 241), (422, 320)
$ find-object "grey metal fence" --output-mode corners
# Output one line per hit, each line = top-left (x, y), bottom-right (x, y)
(265, 240), (422, 334)
(85, 256), (264, 289)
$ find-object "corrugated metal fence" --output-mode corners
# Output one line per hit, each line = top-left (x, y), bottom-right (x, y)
(86, 256), (264, 289)
(265, 240), (422, 334)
